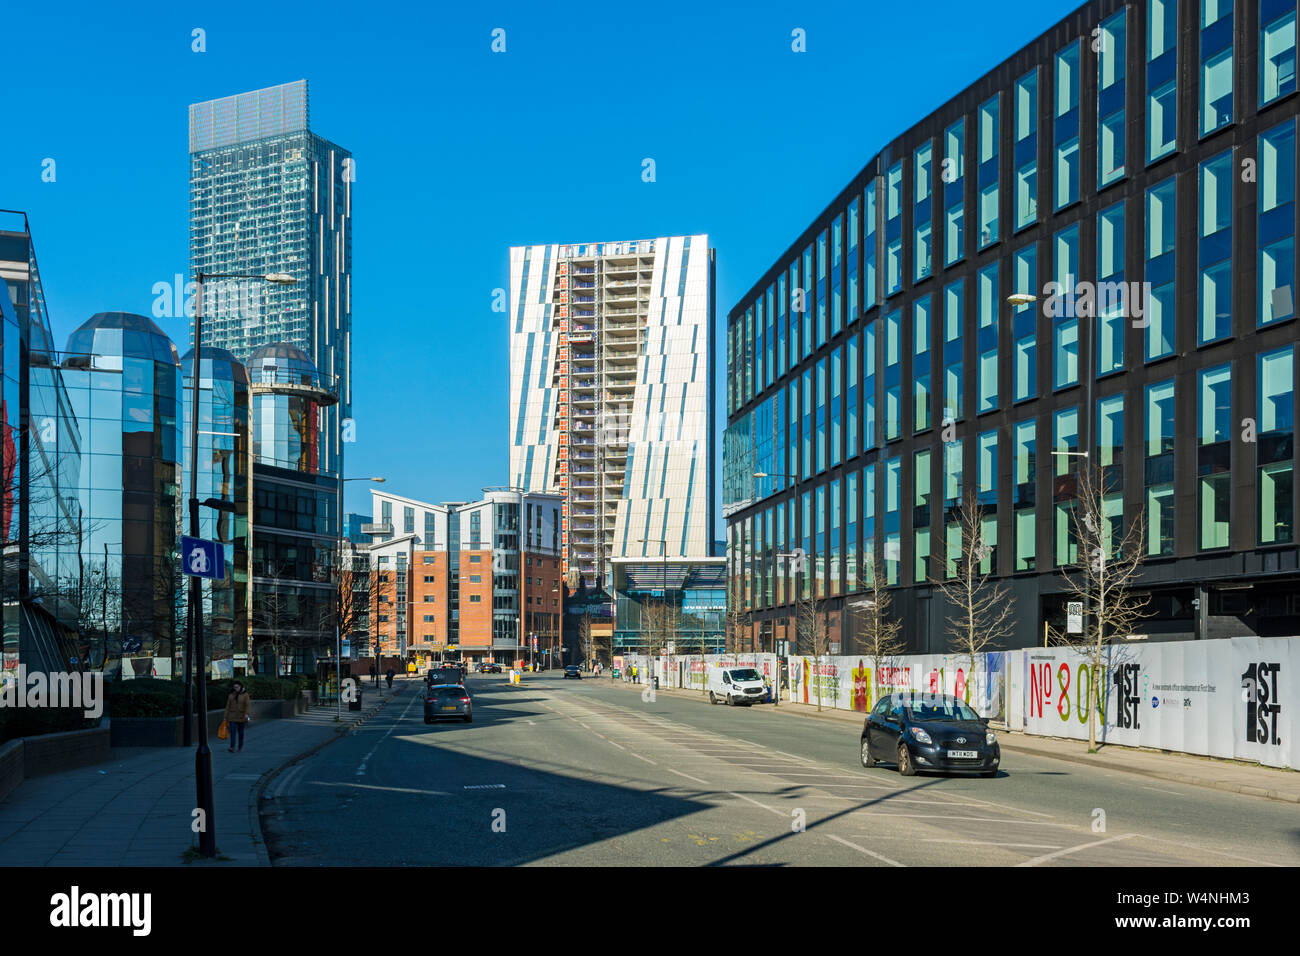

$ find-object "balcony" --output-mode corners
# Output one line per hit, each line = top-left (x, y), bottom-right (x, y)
(361, 522), (393, 536)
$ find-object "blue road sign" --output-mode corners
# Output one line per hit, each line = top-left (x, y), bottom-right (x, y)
(181, 536), (224, 580)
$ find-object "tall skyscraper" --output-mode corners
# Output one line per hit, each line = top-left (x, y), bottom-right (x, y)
(188, 79), (352, 479)
(509, 235), (715, 591)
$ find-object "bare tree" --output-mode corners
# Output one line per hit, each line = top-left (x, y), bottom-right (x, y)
(1052, 459), (1151, 752)
(794, 585), (832, 711)
(575, 612), (593, 668)
(725, 598), (752, 655)
(251, 562), (296, 677)
(930, 490), (1015, 699)
(853, 549), (906, 708)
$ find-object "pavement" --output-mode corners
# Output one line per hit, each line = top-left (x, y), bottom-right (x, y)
(598, 675), (1300, 805)
(0, 678), (413, 866)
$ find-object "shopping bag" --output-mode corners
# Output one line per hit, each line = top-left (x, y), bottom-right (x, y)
(217, 720), (229, 740)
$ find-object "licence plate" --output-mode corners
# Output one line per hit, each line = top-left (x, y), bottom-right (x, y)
(946, 750), (978, 759)
(442, 706), (458, 712)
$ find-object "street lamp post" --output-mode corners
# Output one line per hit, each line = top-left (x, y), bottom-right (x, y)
(189, 269), (295, 858)
(336, 476), (384, 720)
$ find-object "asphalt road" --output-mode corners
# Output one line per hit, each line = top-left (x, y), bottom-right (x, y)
(260, 674), (1300, 866)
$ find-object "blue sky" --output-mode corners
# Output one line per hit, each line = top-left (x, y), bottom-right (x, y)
(3, 0), (1081, 520)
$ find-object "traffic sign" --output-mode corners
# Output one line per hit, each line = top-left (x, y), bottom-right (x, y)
(181, 536), (225, 580)
(1067, 602), (1083, 634)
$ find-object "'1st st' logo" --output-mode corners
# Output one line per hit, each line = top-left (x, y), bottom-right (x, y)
(1113, 663), (1141, 730)
(1241, 662), (1282, 745)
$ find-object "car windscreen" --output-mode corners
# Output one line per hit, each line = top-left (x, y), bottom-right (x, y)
(728, 669), (761, 682)
(428, 672), (458, 684)
(904, 698), (980, 722)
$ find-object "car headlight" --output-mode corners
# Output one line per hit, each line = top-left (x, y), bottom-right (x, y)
(985, 731), (996, 746)
(909, 727), (933, 745)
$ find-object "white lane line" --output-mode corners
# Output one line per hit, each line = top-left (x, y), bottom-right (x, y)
(1141, 785), (1183, 796)
(822, 833), (906, 867)
(527, 720), (537, 726)
(920, 839), (1063, 849)
(356, 692), (420, 777)
(724, 788), (905, 867)
(1015, 833), (1137, 866)
(312, 781), (451, 796)
(847, 813), (1078, 827)
(629, 752), (658, 765)
(271, 764), (306, 799)
(666, 767), (711, 785)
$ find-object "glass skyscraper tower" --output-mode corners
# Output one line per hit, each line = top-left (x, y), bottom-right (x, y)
(188, 79), (352, 479)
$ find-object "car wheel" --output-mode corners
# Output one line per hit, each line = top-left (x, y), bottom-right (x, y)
(897, 743), (916, 776)
(424, 716), (431, 725)
(708, 691), (717, 704)
(860, 738), (876, 768)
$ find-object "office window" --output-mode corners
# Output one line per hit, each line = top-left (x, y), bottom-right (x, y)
(755, 298), (765, 393)
(831, 348), (843, 466)
(1259, 119), (1296, 327)
(802, 368), (813, 480)
(1097, 393), (1126, 549)
(978, 95), (1000, 248)
(914, 449), (932, 583)
(1014, 69), (1039, 230)
(884, 456), (901, 585)
(789, 261), (801, 364)
(765, 286), (775, 388)
(1014, 419), (1037, 571)
(914, 295), (933, 432)
(943, 279), (963, 422)
(1053, 225), (1080, 389)
(1199, 151), (1233, 344)
(801, 491), (812, 598)
(1199, 364), (1233, 550)
(1054, 406), (1080, 567)
(943, 439), (963, 580)
(788, 379), (799, 479)
(1056, 42), (1081, 208)
(831, 218), (843, 337)
(915, 141), (934, 282)
(817, 230), (828, 347)
(1259, 347), (1295, 544)
(886, 160), (903, 296)
(1146, 379), (1176, 556)
(745, 306), (754, 403)
(1099, 9), (1127, 187)
(1145, 177), (1177, 359)
(1148, 0), (1179, 162)
(1012, 244), (1036, 401)
(1097, 200), (1126, 374)
(776, 273), (787, 377)
(944, 118), (966, 266)
(816, 358), (827, 472)
(847, 197), (860, 324)
(1201, 0), (1234, 136)
(802, 246), (814, 358)
(816, 484), (826, 596)
(830, 479), (842, 596)
(865, 183), (878, 312)
(846, 471), (859, 590)
(864, 321), (877, 449)
(862, 464), (876, 590)
(885, 308), (902, 440)
(847, 334), (859, 459)
(1262, 1), (1298, 106)
(977, 263), (999, 412)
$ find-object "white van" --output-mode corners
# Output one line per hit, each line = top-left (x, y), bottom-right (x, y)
(707, 666), (768, 706)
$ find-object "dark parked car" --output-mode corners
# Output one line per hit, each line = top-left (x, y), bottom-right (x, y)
(563, 665), (582, 680)
(480, 662), (502, 674)
(424, 684), (472, 723)
(860, 693), (999, 777)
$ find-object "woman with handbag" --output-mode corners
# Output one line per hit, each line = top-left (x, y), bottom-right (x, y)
(224, 681), (252, 753)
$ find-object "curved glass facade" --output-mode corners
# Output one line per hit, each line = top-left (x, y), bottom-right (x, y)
(249, 343), (333, 474)
(182, 347), (250, 672)
(63, 312), (181, 674)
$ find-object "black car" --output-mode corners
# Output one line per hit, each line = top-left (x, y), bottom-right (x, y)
(860, 693), (1000, 777)
(424, 684), (472, 723)
(480, 662), (502, 674)
(562, 665), (581, 680)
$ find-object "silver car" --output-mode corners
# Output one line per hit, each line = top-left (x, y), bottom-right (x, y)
(424, 684), (472, 724)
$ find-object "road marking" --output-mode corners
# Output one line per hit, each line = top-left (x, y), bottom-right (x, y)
(1015, 833), (1136, 866)
(666, 768), (711, 785)
(270, 765), (305, 799)
(312, 781), (451, 796)
(919, 839), (1064, 849)
(527, 720), (536, 726)
(847, 813), (1077, 827)
(823, 833), (906, 867)
(226, 773), (262, 780)
(1140, 785), (1183, 796)
(629, 752), (658, 765)
(463, 784), (506, 790)
(357, 692), (420, 777)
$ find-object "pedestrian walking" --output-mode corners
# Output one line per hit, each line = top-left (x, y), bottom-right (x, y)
(385, 667), (394, 689)
(224, 680), (252, 753)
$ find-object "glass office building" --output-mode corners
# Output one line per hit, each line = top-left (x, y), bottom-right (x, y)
(181, 347), (251, 673)
(189, 79), (351, 481)
(248, 343), (339, 675)
(726, 0), (1300, 652)
(0, 212), (83, 676)
(612, 558), (726, 654)
(62, 312), (182, 675)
